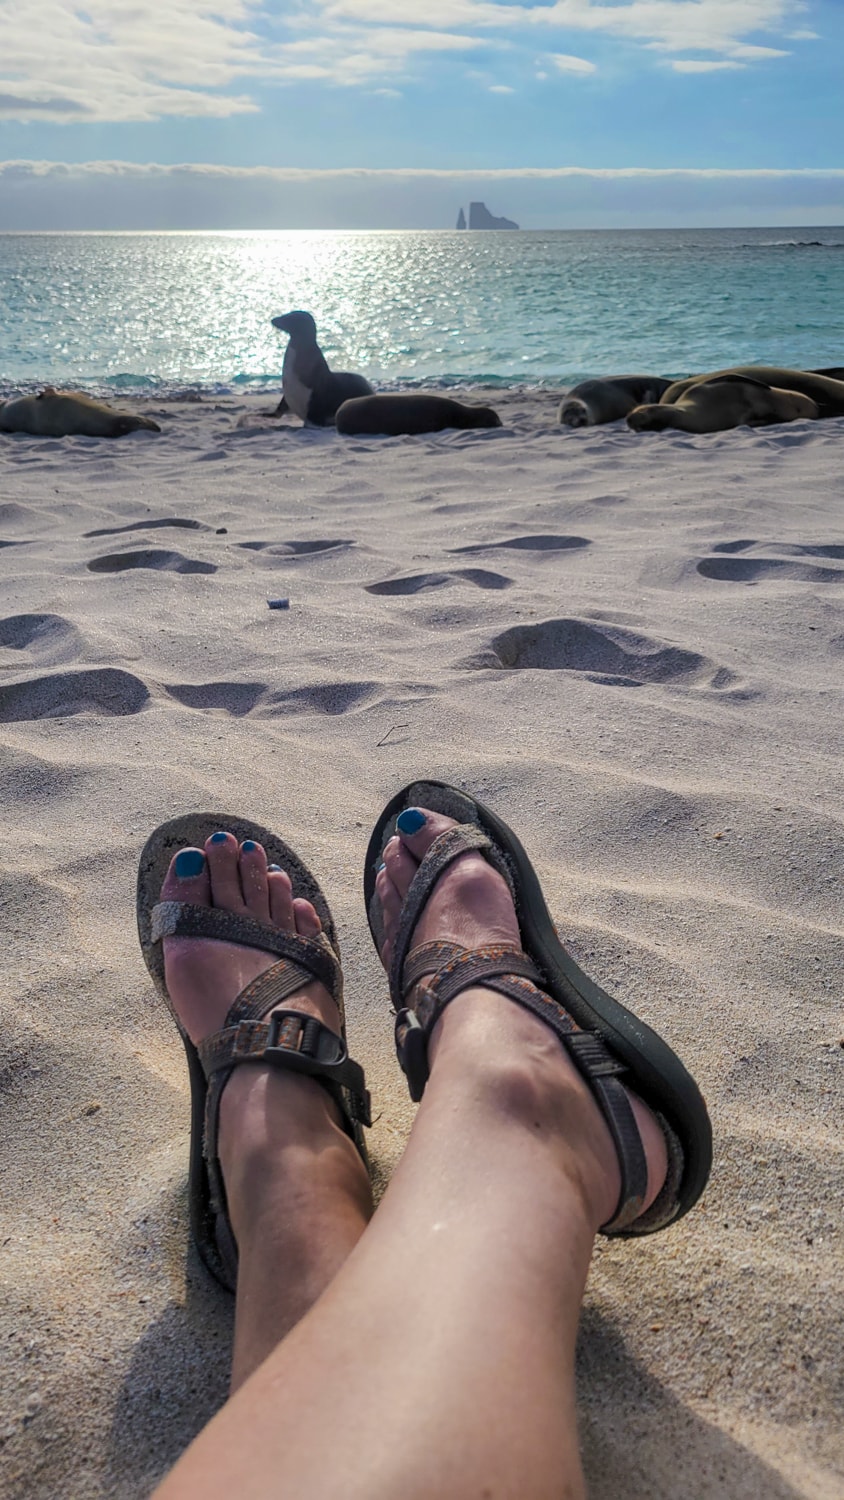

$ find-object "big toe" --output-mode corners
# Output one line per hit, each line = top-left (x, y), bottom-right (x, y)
(393, 806), (458, 866)
(161, 847), (210, 905)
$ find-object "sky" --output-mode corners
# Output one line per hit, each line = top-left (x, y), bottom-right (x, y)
(0, 0), (842, 229)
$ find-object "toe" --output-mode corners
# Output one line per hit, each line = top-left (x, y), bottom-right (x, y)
(205, 830), (247, 912)
(161, 846), (210, 905)
(239, 839), (270, 923)
(393, 807), (458, 864)
(268, 866), (295, 929)
(292, 897), (322, 938)
(375, 864), (404, 968)
(382, 834), (420, 900)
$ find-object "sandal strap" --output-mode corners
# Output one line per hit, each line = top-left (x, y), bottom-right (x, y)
(151, 901), (341, 994)
(152, 898), (371, 1245)
(199, 1003), (371, 1126)
(394, 941), (647, 1233)
(388, 825), (514, 1006)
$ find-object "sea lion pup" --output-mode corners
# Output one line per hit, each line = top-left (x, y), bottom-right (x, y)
(0, 388), (161, 437)
(270, 310), (373, 424)
(627, 375), (818, 434)
(335, 393), (502, 437)
(660, 366), (844, 420)
(558, 374), (673, 427)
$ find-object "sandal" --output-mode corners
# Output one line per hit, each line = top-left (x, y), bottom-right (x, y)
(137, 813), (371, 1291)
(365, 780), (711, 1235)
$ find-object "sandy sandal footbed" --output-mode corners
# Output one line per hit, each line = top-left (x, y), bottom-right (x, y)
(364, 780), (712, 1236)
(137, 812), (369, 1291)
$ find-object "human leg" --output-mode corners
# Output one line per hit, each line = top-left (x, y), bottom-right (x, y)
(143, 825), (373, 1390)
(153, 799), (703, 1500)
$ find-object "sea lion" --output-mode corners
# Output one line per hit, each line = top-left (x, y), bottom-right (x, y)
(627, 375), (818, 434)
(660, 366), (844, 420)
(558, 375), (674, 428)
(271, 311), (374, 424)
(0, 388), (161, 438)
(335, 393), (502, 436)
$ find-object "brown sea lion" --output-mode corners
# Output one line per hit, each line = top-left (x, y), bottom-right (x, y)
(335, 393), (502, 436)
(558, 374), (674, 427)
(627, 375), (818, 434)
(271, 311), (373, 423)
(0, 388), (161, 437)
(660, 366), (844, 420)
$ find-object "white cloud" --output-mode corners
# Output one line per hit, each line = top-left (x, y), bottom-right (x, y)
(550, 53), (596, 75)
(670, 59), (745, 72)
(787, 29), (819, 40)
(0, 0), (810, 123)
(489, 83), (514, 92)
(312, 2), (807, 59)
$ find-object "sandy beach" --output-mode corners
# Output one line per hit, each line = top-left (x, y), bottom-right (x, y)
(1, 388), (842, 1498)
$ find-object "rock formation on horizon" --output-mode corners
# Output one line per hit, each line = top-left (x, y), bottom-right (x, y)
(456, 207), (467, 229)
(468, 201), (519, 230)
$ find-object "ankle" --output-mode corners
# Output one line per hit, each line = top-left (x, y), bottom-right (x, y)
(219, 1066), (362, 1204)
(426, 988), (666, 1232)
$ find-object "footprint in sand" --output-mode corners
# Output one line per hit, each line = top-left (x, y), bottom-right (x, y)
(0, 613), (83, 667)
(697, 557), (844, 584)
(448, 534), (591, 555)
(459, 617), (740, 690)
(165, 679), (405, 718)
(87, 549), (216, 575)
(84, 518), (209, 538)
(165, 682), (266, 717)
(366, 569), (513, 596)
(0, 668), (149, 722)
(237, 539), (355, 557)
(710, 540), (844, 561)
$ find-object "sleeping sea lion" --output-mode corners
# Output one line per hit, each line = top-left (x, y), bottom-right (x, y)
(660, 366), (844, 420)
(627, 375), (818, 434)
(271, 311), (373, 424)
(335, 393), (502, 437)
(558, 375), (674, 428)
(0, 388), (161, 438)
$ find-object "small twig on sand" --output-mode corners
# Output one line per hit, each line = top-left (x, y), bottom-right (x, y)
(377, 723), (410, 747)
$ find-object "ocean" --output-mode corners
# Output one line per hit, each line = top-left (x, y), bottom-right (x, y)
(1, 226), (842, 399)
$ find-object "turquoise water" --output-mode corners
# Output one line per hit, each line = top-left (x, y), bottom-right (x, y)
(1, 227), (842, 397)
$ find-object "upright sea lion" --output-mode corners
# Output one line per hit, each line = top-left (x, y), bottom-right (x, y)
(335, 393), (502, 436)
(0, 388), (160, 437)
(558, 375), (674, 428)
(627, 375), (818, 434)
(660, 366), (844, 420)
(271, 311), (373, 424)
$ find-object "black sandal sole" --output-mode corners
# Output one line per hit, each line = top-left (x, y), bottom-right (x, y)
(365, 779), (712, 1234)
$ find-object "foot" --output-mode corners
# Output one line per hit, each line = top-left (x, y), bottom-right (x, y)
(375, 807), (668, 1232)
(161, 831), (372, 1385)
(161, 831), (337, 1050)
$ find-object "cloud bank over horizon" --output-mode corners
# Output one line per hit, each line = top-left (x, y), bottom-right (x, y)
(1, 160), (843, 231)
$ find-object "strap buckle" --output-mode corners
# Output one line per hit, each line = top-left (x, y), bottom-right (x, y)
(263, 1009), (372, 1129)
(395, 1008), (429, 1102)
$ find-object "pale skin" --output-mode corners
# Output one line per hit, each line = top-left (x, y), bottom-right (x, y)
(153, 810), (668, 1500)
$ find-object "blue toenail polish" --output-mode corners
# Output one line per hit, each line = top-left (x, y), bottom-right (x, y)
(242, 840), (258, 852)
(377, 861), (386, 872)
(397, 808), (426, 835)
(210, 831), (228, 844)
(175, 849), (205, 878)
(268, 863), (282, 872)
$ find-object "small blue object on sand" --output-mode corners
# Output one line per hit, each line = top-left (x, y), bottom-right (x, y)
(267, 598), (290, 610)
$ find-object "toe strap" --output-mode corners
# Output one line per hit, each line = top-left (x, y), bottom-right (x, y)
(151, 901), (341, 994)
